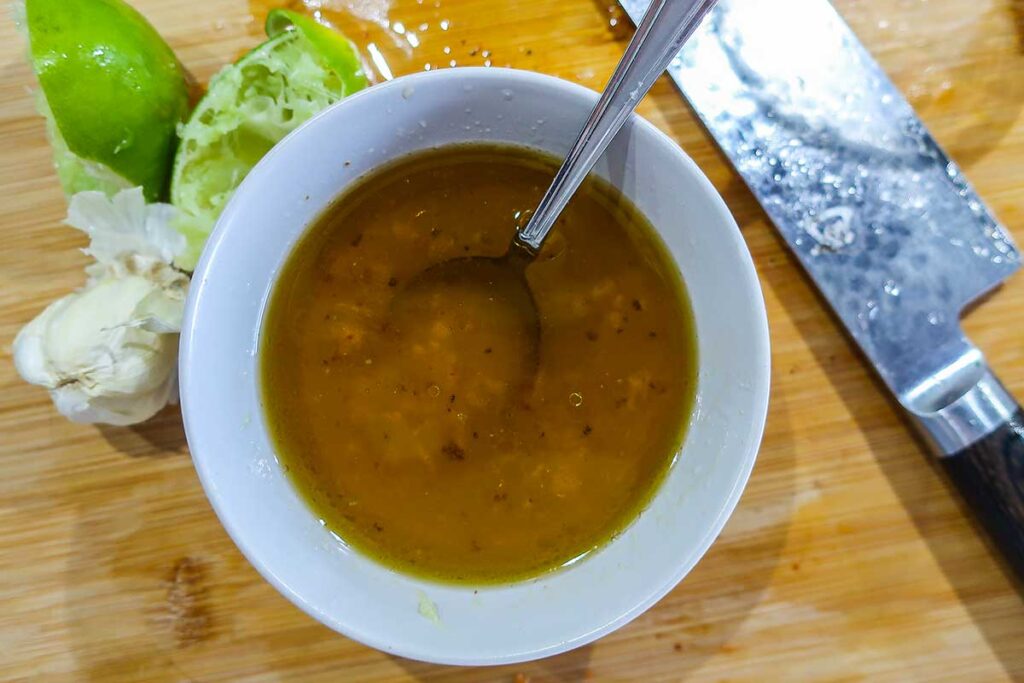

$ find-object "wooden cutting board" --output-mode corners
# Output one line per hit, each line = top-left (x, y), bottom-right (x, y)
(2, 0), (1023, 680)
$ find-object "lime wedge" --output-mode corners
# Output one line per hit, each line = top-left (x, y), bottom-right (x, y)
(24, 0), (191, 201)
(170, 11), (368, 270)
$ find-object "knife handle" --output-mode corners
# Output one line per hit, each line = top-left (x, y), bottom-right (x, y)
(941, 407), (1024, 579)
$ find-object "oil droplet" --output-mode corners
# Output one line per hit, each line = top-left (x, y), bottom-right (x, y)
(569, 392), (583, 407)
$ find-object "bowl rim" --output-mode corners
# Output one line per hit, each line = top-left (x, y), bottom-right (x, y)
(180, 66), (771, 665)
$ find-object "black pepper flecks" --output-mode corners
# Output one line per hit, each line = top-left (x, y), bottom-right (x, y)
(442, 441), (466, 461)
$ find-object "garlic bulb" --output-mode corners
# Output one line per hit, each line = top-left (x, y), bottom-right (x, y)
(13, 188), (189, 426)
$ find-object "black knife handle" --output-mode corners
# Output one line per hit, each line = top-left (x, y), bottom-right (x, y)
(941, 408), (1024, 579)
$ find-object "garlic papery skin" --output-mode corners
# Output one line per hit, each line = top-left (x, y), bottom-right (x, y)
(12, 187), (189, 426)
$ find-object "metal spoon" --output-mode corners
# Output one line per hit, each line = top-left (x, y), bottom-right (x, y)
(393, 0), (718, 386)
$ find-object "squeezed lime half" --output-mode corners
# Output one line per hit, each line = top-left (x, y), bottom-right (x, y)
(170, 9), (368, 270)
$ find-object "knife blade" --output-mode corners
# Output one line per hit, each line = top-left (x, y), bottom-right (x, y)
(618, 0), (1024, 576)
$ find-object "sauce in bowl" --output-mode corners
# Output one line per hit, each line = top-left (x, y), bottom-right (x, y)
(260, 144), (697, 583)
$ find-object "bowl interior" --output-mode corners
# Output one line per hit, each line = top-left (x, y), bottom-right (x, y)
(181, 67), (770, 666)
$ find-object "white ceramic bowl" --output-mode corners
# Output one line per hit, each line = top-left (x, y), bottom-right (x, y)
(180, 67), (770, 666)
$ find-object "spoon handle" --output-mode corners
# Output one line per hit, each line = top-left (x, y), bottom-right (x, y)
(514, 0), (718, 254)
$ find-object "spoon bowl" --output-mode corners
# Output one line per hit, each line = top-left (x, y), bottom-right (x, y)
(391, 0), (719, 393)
(390, 249), (540, 402)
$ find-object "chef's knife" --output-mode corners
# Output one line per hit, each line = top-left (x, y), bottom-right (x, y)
(617, 0), (1024, 577)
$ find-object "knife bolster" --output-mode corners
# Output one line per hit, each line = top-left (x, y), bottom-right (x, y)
(908, 367), (1019, 457)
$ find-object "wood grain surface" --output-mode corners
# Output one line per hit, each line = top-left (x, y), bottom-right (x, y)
(2, 0), (1024, 680)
